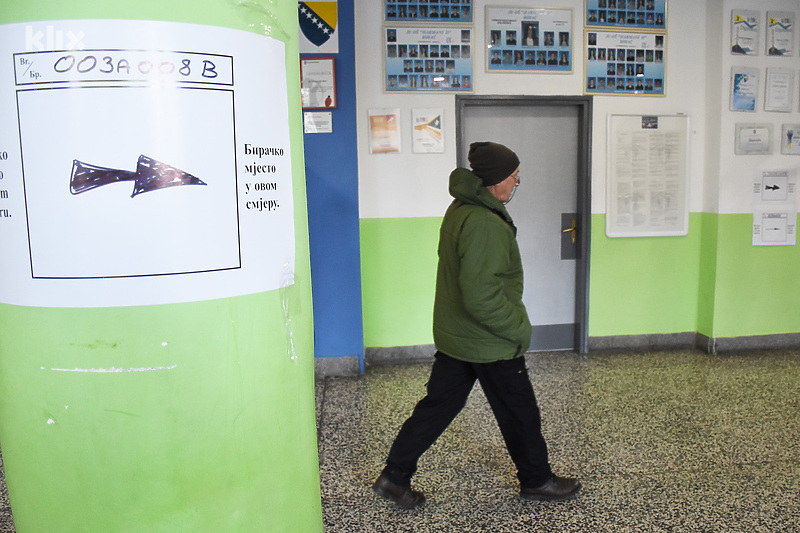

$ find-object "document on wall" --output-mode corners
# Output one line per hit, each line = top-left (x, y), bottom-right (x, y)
(753, 209), (797, 245)
(368, 108), (401, 154)
(764, 68), (794, 112)
(412, 108), (444, 153)
(606, 115), (690, 237)
(766, 11), (794, 56)
(730, 67), (759, 111)
(731, 10), (759, 56)
(752, 169), (798, 246)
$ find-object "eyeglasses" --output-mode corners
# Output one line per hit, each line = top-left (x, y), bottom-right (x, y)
(505, 174), (521, 205)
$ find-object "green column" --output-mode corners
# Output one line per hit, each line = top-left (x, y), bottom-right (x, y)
(0, 2), (321, 531)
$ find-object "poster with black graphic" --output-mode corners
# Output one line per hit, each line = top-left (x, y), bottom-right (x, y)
(1, 20), (295, 307)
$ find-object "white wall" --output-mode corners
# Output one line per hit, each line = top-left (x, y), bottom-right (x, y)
(355, 0), (710, 219)
(716, 0), (800, 214)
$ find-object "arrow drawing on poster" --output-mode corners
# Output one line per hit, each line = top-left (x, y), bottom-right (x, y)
(765, 185), (781, 190)
(70, 155), (207, 198)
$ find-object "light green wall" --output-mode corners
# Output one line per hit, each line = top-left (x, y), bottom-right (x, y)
(360, 213), (800, 347)
(710, 214), (800, 338)
(0, 2), (321, 532)
(360, 217), (440, 347)
(588, 213), (703, 336)
(0, 297), (320, 532)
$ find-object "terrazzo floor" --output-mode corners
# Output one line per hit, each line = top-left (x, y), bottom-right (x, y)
(317, 350), (800, 532)
(1, 349), (798, 532)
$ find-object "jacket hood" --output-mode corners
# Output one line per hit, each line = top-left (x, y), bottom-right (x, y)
(448, 167), (513, 224)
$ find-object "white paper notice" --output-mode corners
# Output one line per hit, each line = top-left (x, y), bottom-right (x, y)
(753, 210), (797, 245)
(304, 111), (333, 133)
(765, 68), (794, 112)
(412, 108), (444, 153)
(0, 20), (295, 307)
(606, 115), (689, 237)
(752, 169), (797, 246)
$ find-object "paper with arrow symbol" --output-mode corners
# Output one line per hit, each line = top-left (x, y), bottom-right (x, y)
(752, 171), (797, 245)
(752, 170), (796, 203)
(753, 210), (795, 245)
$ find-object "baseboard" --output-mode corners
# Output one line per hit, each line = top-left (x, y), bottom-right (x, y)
(590, 332), (800, 354)
(314, 356), (361, 377)
(365, 344), (436, 366)
(316, 333), (800, 376)
(588, 332), (696, 351)
(695, 332), (800, 354)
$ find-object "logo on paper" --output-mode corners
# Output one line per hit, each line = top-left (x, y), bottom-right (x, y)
(25, 25), (86, 51)
(414, 115), (442, 141)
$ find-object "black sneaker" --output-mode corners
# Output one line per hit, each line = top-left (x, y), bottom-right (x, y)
(372, 473), (426, 509)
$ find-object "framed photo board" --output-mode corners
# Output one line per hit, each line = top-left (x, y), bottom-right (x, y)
(606, 115), (690, 237)
(486, 6), (573, 72)
(300, 57), (336, 109)
(385, 26), (474, 92)
(586, 0), (666, 30)
(585, 31), (666, 95)
(385, 0), (473, 23)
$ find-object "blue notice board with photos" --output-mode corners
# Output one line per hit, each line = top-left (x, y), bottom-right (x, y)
(385, 0), (473, 23)
(486, 7), (573, 72)
(585, 31), (666, 95)
(586, 0), (666, 29)
(385, 26), (474, 92)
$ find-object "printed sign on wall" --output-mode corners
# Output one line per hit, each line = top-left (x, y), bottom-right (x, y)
(0, 20), (295, 307)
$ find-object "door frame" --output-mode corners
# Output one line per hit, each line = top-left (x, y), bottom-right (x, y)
(455, 95), (592, 354)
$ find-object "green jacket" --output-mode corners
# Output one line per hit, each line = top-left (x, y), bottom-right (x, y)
(432, 168), (532, 363)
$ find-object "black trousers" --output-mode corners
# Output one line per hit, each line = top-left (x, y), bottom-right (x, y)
(383, 351), (552, 489)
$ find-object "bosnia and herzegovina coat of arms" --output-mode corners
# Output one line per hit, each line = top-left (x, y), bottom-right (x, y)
(299, 2), (338, 51)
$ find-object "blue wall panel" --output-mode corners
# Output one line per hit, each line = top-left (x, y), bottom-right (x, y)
(302, 0), (364, 369)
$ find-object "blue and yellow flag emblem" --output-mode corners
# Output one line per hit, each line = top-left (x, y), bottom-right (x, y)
(299, 2), (338, 47)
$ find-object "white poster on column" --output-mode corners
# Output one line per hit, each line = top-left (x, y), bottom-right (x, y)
(0, 20), (295, 307)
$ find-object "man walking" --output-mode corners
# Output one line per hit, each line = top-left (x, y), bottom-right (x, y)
(373, 142), (581, 509)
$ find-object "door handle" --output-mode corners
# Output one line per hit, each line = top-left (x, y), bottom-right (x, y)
(562, 217), (577, 245)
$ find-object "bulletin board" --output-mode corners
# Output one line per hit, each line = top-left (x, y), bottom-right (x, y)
(384, 26), (474, 92)
(485, 6), (574, 73)
(606, 114), (690, 237)
(585, 30), (666, 95)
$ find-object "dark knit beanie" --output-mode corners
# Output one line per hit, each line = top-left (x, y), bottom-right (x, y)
(468, 142), (520, 186)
